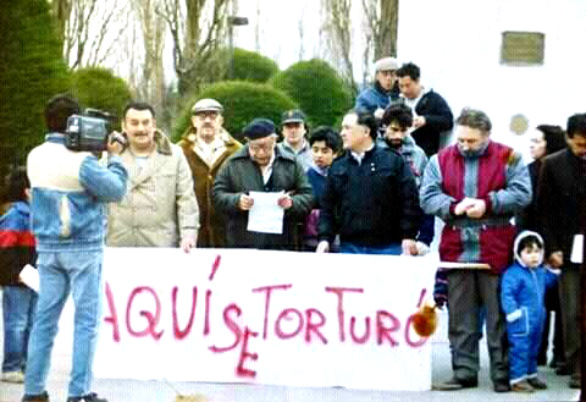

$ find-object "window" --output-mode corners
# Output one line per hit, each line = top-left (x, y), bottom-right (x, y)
(501, 31), (545, 65)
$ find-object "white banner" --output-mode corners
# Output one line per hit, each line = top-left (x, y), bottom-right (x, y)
(94, 248), (436, 391)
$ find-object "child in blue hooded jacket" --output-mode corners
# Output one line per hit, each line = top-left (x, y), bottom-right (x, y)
(501, 230), (559, 392)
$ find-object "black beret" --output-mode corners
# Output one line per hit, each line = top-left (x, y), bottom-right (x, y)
(243, 118), (276, 140)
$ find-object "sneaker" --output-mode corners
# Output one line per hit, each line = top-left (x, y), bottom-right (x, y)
(66, 393), (107, 402)
(432, 376), (478, 391)
(22, 391), (50, 402)
(527, 377), (547, 390)
(2, 370), (25, 383)
(511, 380), (534, 393)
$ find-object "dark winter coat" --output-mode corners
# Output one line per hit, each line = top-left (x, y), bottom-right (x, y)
(537, 148), (586, 261)
(213, 146), (314, 250)
(410, 90), (453, 157)
(318, 145), (422, 246)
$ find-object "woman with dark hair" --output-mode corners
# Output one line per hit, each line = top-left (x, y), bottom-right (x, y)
(517, 124), (567, 373)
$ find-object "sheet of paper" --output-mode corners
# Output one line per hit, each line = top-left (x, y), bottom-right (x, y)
(571, 234), (584, 264)
(247, 191), (284, 234)
(19, 264), (39, 292)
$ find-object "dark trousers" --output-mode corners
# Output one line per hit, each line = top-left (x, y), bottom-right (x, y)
(447, 270), (509, 383)
(537, 282), (565, 364)
(559, 264), (581, 380)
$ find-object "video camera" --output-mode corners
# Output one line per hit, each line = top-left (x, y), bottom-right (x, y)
(65, 108), (127, 152)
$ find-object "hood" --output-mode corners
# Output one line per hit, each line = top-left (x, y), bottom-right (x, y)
(513, 230), (544, 267)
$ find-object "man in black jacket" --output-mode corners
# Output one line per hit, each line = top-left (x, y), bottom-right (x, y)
(537, 113), (586, 389)
(396, 62), (453, 157)
(316, 109), (422, 255)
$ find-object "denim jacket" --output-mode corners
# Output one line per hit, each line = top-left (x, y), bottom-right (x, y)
(27, 133), (128, 252)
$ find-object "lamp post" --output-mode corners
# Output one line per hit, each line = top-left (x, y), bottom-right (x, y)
(227, 16), (248, 79)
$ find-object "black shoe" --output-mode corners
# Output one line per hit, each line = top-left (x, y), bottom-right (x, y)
(527, 377), (548, 390)
(433, 376), (478, 391)
(569, 377), (581, 389)
(493, 381), (511, 393)
(66, 393), (107, 402)
(556, 363), (570, 376)
(22, 392), (50, 402)
(549, 355), (566, 369)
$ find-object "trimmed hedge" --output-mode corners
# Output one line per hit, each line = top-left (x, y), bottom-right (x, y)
(270, 59), (353, 128)
(0, 0), (71, 175)
(173, 81), (297, 143)
(71, 68), (132, 126)
(231, 48), (279, 83)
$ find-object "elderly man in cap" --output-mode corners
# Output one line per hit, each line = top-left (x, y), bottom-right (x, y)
(355, 57), (400, 120)
(178, 98), (242, 248)
(213, 118), (314, 250)
(277, 109), (312, 171)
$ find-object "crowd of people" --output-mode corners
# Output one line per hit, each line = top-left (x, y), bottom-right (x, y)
(0, 57), (585, 401)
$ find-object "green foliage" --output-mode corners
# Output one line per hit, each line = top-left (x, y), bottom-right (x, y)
(71, 67), (132, 126)
(270, 59), (353, 128)
(231, 48), (279, 83)
(173, 81), (297, 143)
(0, 0), (71, 174)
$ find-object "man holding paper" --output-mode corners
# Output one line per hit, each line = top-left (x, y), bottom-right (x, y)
(213, 118), (314, 250)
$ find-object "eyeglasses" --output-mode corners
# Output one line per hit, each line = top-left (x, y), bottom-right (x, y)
(249, 141), (274, 153)
(194, 111), (219, 120)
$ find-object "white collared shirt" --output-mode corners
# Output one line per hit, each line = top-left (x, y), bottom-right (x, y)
(350, 144), (375, 165)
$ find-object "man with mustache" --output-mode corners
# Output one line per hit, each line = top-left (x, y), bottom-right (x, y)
(178, 98), (241, 247)
(106, 102), (199, 251)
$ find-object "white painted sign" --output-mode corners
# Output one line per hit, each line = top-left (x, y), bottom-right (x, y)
(94, 248), (436, 391)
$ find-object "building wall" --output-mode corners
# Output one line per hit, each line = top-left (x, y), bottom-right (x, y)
(397, 0), (586, 159)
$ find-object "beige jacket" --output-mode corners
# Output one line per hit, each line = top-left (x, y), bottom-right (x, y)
(106, 130), (200, 247)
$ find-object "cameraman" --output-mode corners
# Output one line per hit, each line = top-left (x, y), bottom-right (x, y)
(22, 94), (128, 402)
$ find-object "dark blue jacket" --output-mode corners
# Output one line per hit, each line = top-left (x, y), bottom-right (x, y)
(355, 82), (400, 113)
(318, 145), (422, 246)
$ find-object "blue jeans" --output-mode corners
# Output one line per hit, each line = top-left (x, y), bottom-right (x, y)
(24, 251), (103, 397)
(2, 286), (38, 372)
(339, 242), (402, 255)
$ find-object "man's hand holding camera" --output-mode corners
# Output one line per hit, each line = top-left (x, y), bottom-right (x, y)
(107, 131), (126, 156)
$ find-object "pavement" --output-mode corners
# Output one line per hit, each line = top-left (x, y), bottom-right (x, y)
(0, 296), (580, 402)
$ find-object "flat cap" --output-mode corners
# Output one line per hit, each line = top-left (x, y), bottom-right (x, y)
(374, 57), (398, 72)
(281, 109), (307, 125)
(191, 98), (224, 114)
(243, 118), (276, 140)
